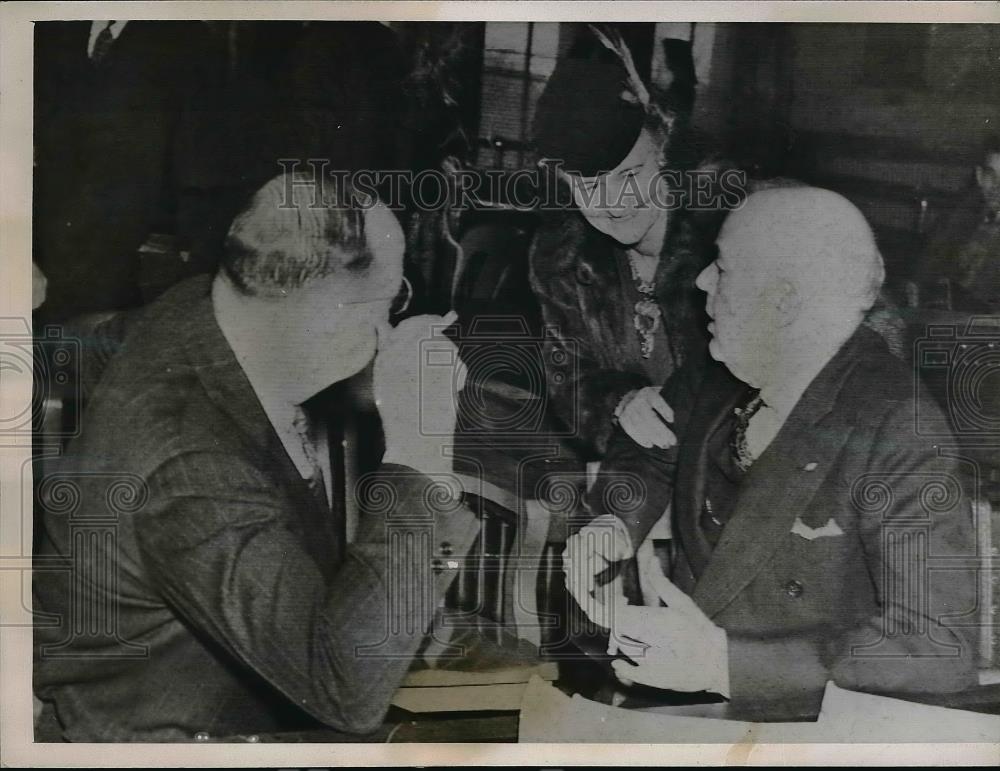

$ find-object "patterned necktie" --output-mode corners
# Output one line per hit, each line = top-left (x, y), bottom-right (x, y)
(700, 389), (765, 542)
(291, 406), (328, 508)
(91, 21), (116, 64)
(730, 390), (764, 472)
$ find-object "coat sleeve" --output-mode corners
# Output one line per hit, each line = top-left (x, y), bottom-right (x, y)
(726, 397), (981, 720)
(136, 454), (480, 734)
(585, 363), (702, 550)
(528, 218), (650, 459)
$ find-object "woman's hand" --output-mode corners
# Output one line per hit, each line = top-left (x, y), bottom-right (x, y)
(614, 386), (676, 449)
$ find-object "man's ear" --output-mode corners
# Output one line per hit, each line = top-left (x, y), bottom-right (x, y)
(774, 279), (801, 327)
(976, 165), (985, 189)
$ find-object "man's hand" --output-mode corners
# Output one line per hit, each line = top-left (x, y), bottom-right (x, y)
(609, 560), (730, 696)
(614, 386), (676, 449)
(375, 311), (467, 474)
(562, 514), (634, 629)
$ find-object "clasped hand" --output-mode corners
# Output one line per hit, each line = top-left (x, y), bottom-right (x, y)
(563, 518), (729, 696)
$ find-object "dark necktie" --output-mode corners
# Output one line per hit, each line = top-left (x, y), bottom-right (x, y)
(701, 389), (764, 540)
(91, 22), (116, 65)
(730, 390), (764, 473)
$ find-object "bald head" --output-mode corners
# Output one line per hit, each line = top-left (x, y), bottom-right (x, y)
(718, 187), (884, 309)
(696, 187), (884, 389)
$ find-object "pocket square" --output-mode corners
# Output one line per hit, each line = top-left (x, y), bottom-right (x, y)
(791, 516), (845, 540)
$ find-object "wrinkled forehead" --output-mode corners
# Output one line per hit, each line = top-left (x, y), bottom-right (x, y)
(715, 217), (787, 269)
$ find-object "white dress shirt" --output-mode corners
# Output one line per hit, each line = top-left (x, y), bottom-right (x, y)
(87, 20), (128, 58)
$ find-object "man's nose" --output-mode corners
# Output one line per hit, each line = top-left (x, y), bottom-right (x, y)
(696, 264), (716, 293)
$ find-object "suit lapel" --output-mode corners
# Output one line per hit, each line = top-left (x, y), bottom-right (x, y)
(176, 279), (343, 572)
(674, 366), (749, 579)
(690, 331), (868, 618)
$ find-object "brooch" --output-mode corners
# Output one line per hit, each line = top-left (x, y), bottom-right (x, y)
(633, 298), (662, 358)
(627, 252), (661, 358)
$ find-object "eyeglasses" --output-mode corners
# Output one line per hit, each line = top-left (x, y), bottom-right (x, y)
(335, 276), (413, 316)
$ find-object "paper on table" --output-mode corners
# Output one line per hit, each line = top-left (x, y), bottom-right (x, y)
(816, 682), (1000, 743)
(518, 677), (1000, 743)
(393, 683), (530, 713)
(403, 661), (558, 688)
(517, 676), (815, 743)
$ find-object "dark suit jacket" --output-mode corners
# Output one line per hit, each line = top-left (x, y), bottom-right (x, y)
(33, 21), (224, 319)
(592, 327), (980, 720)
(33, 275), (480, 741)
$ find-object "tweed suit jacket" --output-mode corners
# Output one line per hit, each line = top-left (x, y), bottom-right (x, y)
(33, 275), (481, 741)
(591, 327), (980, 720)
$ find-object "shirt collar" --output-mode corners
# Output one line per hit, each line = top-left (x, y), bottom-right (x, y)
(95, 20), (127, 37)
(88, 20), (128, 57)
(211, 277), (317, 478)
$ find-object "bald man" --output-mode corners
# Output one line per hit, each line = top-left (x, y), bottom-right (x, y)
(566, 188), (980, 721)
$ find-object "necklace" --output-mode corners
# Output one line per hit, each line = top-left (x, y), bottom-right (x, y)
(626, 251), (662, 359)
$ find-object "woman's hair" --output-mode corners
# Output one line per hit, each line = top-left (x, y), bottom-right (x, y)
(222, 172), (375, 297)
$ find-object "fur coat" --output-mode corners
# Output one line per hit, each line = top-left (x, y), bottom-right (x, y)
(528, 210), (713, 459)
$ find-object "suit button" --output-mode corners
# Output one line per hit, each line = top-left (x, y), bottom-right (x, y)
(784, 579), (804, 598)
(194, 731), (211, 742)
(439, 542), (453, 556)
(431, 558), (444, 573)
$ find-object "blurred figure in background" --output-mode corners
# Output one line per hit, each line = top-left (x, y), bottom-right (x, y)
(33, 20), (224, 322)
(917, 135), (1000, 311)
(226, 20), (408, 192)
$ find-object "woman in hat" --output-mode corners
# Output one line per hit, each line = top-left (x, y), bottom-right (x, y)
(529, 27), (720, 459)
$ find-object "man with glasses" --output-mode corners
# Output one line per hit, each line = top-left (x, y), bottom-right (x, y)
(33, 172), (480, 741)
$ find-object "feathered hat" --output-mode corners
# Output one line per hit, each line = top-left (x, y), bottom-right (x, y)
(532, 24), (675, 177)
